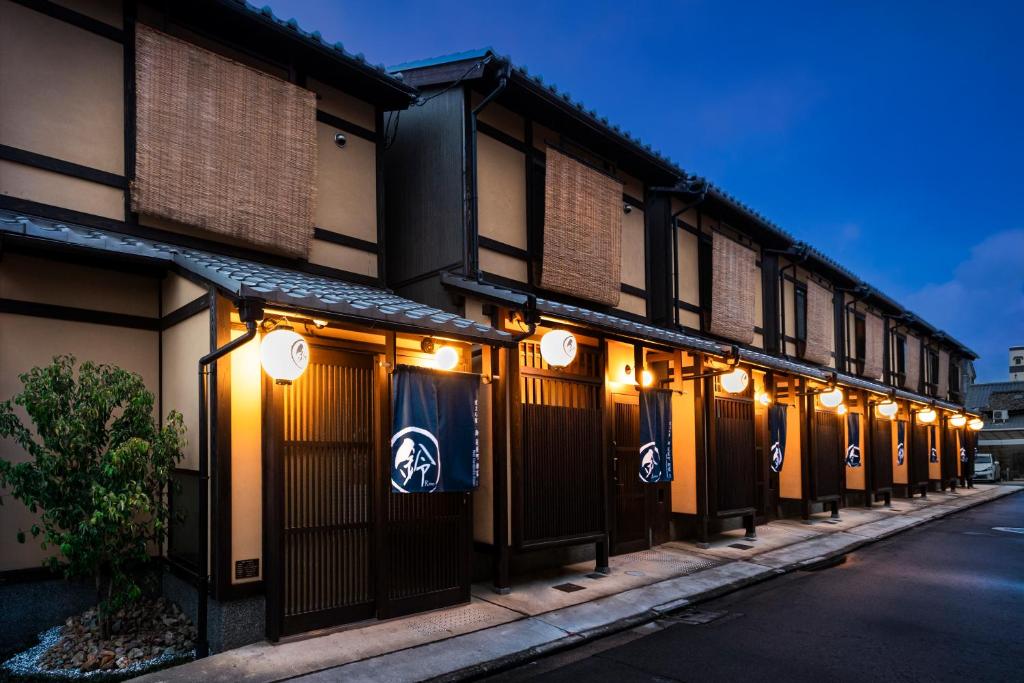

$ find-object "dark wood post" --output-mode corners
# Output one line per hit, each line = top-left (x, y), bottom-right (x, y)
(492, 344), (511, 593)
(261, 377), (284, 642)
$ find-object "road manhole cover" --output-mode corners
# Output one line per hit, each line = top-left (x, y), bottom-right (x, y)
(552, 582), (586, 593)
(669, 609), (730, 625)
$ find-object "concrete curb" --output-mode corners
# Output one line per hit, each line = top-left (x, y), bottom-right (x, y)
(422, 486), (1020, 682)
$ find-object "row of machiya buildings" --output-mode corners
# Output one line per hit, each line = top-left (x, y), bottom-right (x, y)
(0, 0), (984, 653)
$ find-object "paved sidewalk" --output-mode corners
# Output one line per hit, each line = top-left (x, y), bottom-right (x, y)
(134, 485), (1019, 683)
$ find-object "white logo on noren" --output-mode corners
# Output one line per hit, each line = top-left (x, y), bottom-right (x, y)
(639, 441), (661, 483)
(391, 426), (440, 492)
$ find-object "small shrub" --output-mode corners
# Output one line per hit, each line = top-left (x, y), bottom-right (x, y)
(0, 356), (185, 638)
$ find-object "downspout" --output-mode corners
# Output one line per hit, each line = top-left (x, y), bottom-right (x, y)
(468, 61), (510, 282)
(196, 298), (263, 659)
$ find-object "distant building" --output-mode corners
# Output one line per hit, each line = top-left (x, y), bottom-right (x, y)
(965, 346), (1024, 478)
(1011, 345), (1024, 381)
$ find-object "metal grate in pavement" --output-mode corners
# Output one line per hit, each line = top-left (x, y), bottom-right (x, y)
(552, 583), (586, 593)
(408, 604), (503, 636)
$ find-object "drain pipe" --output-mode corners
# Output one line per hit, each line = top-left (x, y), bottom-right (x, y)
(468, 61), (510, 281)
(196, 298), (263, 659)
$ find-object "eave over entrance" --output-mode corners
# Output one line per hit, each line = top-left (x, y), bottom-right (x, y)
(0, 211), (511, 345)
(439, 272), (969, 412)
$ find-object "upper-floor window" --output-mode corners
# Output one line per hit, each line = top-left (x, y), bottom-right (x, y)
(852, 314), (866, 375)
(894, 334), (907, 385)
(949, 356), (961, 396)
(794, 282), (808, 355)
(926, 348), (940, 391)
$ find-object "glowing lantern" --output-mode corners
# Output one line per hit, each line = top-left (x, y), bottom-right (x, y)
(917, 408), (937, 424)
(819, 387), (844, 408)
(431, 346), (459, 371)
(720, 368), (749, 394)
(968, 417), (984, 431)
(837, 404), (848, 415)
(756, 391), (771, 407)
(950, 414), (967, 428)
(540, 330), (577, 368)
(260, 327), (309, 384)
(876, 400), (898, 419)
(640, 369), (655, 387)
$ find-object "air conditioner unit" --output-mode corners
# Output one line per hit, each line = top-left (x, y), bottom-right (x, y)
(992, 409), (1009, 423)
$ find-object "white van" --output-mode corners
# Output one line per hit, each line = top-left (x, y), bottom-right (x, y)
(974, 453), (1001, 482)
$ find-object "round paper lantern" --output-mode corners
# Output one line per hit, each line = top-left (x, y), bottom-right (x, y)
(876, 400), (898, 418)
(720, 368), (749, 394)
(917, 408), (937, 424)
(949, 414), (967, 428)
(432, 346), (459, 371)
(540, 330), (577, 368)
(819, 387), (844, 408)
(968, 417), (984, 431)
(261, 327), (309, 384)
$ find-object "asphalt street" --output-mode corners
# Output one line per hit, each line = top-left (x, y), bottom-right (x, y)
(488, 490), (1024, 683)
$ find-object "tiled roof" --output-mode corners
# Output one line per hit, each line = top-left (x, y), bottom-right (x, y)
(439, 273), (968, 410)
(0, 211), (510, 344)
(389, 48), (690, 179)
(222, 0), (417, 99)
(965, 381), (1024, 410)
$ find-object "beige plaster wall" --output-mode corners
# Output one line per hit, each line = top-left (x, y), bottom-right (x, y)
(676, 228), (700, 307)
(479, 248), (529, 284)
(0, 253), (158, 316)
(0, 161), (124, 220)
(308, 77), (377, 133)
(161, 312), (208, 470)
(477, 132), (528, 250)
(621, 208), (646, 290)
(229, 328), (263, 583)
(0, 1), (124, 174)
(0, 314), (158, 571)
(308, 239), (378, 279)
(161, 273), (207, 314)
(616, 292), (647, 317)
(314, 121), (378, 244)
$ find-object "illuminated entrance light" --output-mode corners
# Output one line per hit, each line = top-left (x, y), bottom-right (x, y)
(720, 368), (749, 394)
(877, 400), (898, 418)
(968, 417), (984, 431)
(837, 404), (848, 415)
(540, 329), (577, 368)
(917, 408), (937, 424)
(756, 391), (771, 406)
(950, 414), (967, 428)
(819, 387), (844, 408)
(260, 326), (309, 384)
(431, 346), (460, 371)
(640, 369), (655, 387)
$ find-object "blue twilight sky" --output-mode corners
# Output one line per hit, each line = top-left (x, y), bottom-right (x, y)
(269, 0), (1024, 382)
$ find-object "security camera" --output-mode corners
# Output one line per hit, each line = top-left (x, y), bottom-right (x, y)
(623, 203), (633, 215)
(334, 132), (347, 148)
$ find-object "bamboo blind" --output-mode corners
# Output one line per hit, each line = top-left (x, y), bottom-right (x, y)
(905, 334), (920, 390)
(132, 25), (318, 258)
(708, 232), (756, 345)
(863, 312), (884, 380)
(802, 279), (833, 366)
(539, 146), (622, 306)
(937, 349), (950, 398)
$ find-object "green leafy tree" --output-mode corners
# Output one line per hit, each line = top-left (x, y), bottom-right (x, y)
(0, 356), (185, 637)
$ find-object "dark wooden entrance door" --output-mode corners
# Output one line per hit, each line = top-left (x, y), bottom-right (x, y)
(611, 394), (646, 554)
(713, 395), (757, 515)
(277, 347), (376, 636)
(811, 410), (843, 501)
(910, 422), (930, 489)
(516, 342), (604, 550)
(267, 345), (474, 638)
(378, 483), (471, 618)
(870, 417), (893, 495)
(940, 425), (958, 489)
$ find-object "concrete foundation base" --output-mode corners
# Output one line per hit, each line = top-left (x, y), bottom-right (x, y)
(162, 572), (265, 653)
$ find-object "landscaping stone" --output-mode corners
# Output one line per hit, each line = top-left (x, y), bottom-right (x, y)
(1, 596), (195, 680)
